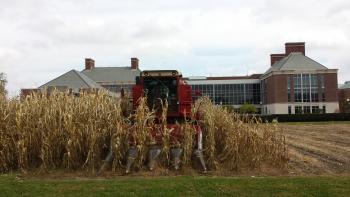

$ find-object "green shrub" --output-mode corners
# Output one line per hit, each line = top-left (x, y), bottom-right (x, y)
(239, 103), (257, 114)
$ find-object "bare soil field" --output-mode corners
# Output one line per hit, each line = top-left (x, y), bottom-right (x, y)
(281, 122), (350, 175)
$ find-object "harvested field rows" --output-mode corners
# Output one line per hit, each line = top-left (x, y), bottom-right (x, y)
(282, 123), (350, 175)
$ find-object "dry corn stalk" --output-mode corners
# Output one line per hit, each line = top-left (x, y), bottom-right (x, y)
(0, 90), (288, 173)
(192, 97), (288, 170)
(131, 97), (155, 168)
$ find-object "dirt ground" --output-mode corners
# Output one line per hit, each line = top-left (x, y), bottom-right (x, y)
(281, 122), (350, 175)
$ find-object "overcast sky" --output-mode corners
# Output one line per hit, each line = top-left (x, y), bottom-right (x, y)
(1, 0), (350, 96)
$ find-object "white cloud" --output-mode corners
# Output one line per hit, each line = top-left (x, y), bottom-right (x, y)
(0, 0), (350, 96)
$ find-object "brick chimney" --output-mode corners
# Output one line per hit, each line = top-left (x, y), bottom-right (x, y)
(85, 58), (95, 70)
(285, 42), (305, 56)
(270, 54), (286, 66)
(131, 57), (139, 70)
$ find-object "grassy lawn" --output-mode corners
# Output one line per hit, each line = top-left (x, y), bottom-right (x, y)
(1, 174), (349, 197)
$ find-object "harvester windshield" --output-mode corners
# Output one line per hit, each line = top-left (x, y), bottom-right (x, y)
(144, 77), (178, 114)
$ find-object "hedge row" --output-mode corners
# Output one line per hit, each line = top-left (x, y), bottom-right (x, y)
(258, 113), (350, 122)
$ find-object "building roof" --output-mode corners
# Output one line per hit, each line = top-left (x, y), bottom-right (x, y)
(39, 69), (102, 91)
(339, 81), (350, 89)
(207, 74), (262, 80)
(81, 67), (141, 84)
(264, 52), (328, 75)
(185, 74), (262, 81)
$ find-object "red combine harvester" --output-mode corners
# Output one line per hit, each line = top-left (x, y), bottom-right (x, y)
(125, 70), (207, 173)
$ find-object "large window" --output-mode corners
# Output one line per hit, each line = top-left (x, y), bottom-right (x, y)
(261, 80), (267, 104)
(311, 74), (318, 102)
(293, 75), (302, 102)
(191, 84), (214, 102)
(287, 76), (291, 102)
(214, 84), (236, 105)
(245, 84), (261, 104)
(321, 75), (326, 102)
(293, 74), (319, 103)
(191, 83), (261, 105)
(232, 84), (245, 105)
(302, 74), (310, 102)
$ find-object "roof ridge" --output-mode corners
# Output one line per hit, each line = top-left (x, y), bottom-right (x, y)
(279, 53), (294, 69)
(75, 70), (102, 88)
(303, 55), (328, 69)
(82, 66), (130, 70)
(39, 69), (76, 88)
(262, 52), (329, 76)
(72, 70), (93, 88)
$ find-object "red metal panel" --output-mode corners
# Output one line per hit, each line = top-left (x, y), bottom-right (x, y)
(132, 85), (143, 108)
(179, 84), (192, 117)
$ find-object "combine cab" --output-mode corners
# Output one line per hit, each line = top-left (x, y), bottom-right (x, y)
(133, 70), (191, 117)
(102, 70), (206, 174)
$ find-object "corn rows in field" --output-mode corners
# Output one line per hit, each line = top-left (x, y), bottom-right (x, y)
(192, 97), (288, 171)
(0, 91), (288, 173)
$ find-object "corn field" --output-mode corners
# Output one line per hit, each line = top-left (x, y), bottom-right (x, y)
(191, 97), (288, 171)
(0, 91), (288, 174)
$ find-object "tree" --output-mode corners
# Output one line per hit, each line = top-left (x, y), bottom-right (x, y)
(239, 103), (257, 114)
(0, 72), (7, 97)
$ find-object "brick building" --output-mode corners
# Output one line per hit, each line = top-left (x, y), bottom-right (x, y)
(186, 42), (339, 114)
(23, 42), (341, 114)
(260, 42), (339, 114)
